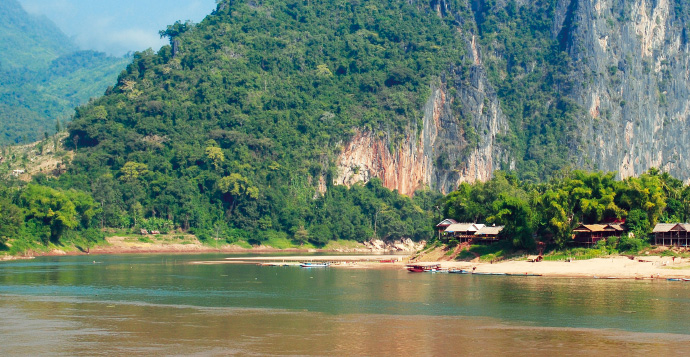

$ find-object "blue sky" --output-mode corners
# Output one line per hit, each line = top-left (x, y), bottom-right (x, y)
(18, 0), (217, 56)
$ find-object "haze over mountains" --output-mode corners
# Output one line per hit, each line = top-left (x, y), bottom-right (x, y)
(0, 0), (127, 144)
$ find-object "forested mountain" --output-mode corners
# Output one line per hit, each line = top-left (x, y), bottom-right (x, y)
(0, 0), (128, 144)
(10, 0), (688, 247)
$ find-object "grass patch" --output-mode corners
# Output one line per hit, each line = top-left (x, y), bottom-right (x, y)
(542, 248), (611, 261)
(4, 238), (47, 256)
(322, 240), (361, 251)
(263, 235), (300, 249)
(231, 240), (253, 249)
(455, 240), (515, 262)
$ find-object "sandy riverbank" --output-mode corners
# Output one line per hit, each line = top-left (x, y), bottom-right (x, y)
(410, 256), (690, 279)
(5, 237), (690, 279)
(192, 254), (690, 279)
(0, 235), (393, 261)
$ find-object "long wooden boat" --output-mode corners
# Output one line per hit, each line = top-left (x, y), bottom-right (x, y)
(300, 262), (331, 268)
(449, 269), (470, 274)
(473, 272), (507, 276)
(406, 264), (440, 272)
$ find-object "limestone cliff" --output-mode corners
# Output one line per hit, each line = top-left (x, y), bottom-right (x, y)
(335, 0), (690, 194)
(558, 0), (690, 180)
(336, 65), (509, 195)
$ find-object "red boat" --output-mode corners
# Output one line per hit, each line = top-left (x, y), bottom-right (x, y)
(406, 264), (440, 272)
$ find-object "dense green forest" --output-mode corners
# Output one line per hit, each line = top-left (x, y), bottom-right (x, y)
(0, 0), (128, 144)
(4, 0), (690, 256)
(440, 169), (690, 251)
(54, 0), (472, 246)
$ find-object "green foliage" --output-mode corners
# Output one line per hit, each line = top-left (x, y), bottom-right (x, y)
(0, 180), (99, 251)
(139, 217), (175, 234)
(56, 0), (464, 246)
(443, 169), (690, 250)
(626, 209), (650, 238)
(618, 234), (647, 253)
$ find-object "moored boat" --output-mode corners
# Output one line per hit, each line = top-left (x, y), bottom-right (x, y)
(406, 264), (440, 272)
(300, 262), (331, 268)
(449, 269), (470, 274)
(472, 272), (507, 275)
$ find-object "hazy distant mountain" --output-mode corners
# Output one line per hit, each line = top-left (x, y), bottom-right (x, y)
(0, 0), (127, 144)
(0, 0), (76, 69)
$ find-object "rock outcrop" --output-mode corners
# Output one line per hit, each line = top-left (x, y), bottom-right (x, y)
(336, 0), (690, 193)
(559, 0), (690, 180)
(336, 67), (509, 195)
(363, 238), (426, 253)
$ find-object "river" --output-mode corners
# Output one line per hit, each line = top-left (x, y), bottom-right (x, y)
(1, 254), (689, 355)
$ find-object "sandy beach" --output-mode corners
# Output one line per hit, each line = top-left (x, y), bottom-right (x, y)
(192, 254), (690, 279)
(394, 256), (690, 279)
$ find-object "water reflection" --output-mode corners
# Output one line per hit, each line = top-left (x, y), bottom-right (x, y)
(1, 296), (689, 356)
(2, 254), (690, 354)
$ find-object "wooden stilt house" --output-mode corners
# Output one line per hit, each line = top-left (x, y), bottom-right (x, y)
(572, 224), (626, 246)
(653, 223), (690, 247)
(435, 219), (457, 240)
(473, 225), (504, 242)
(444, 223), (485, 242)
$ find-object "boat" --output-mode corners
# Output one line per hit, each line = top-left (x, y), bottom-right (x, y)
(667, 278), (682, 281)
(472, 272), (507, 276)
(506, 273), (542, 277)
(449, 269), (470, 274)
(300, 262), (331, 268)
(406, 264), (440, 272)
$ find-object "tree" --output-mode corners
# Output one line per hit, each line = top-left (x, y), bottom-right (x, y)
(20, 185), (78, 242)
(119, 162), (149, 182)
(0, 196), (23, 246)
(205, 146), (225, 171)
(159, 20), (194, 44)
(489, 195), (535, 249)
(626, 209), (651, 237)
(218, 173), (259, 213)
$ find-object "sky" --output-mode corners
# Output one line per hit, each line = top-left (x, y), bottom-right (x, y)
(18, 0), (218, 56)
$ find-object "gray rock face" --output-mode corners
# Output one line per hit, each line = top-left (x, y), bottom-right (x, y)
(335, 37), (509, 195)
(337, 0), (690, 195)
(557, 0), (690, 180)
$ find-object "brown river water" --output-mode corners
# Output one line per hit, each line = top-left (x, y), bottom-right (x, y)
(1, 254), (690, 356)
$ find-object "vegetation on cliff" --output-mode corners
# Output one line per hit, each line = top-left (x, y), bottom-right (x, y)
(51, 0), (475, 246)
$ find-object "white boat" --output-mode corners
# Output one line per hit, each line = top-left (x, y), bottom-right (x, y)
(300, 262), (331, 268)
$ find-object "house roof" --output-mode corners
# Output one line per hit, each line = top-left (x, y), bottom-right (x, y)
(573, 224), (608, 232)
(444, 223), (484, 233)
(475, 226), (503, 236)
(606, 224), (625, 231)
(573, 224), (625, 233)
(435, 219), (458, 228)
(653, 223), (690, 233)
